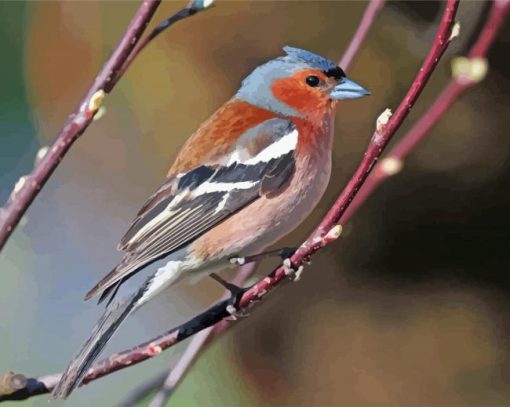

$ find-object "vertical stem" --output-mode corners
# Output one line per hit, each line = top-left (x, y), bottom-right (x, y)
(339, 0), (385, 71)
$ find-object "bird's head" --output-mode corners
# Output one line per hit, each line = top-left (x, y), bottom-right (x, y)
(236, 46), (370, 120)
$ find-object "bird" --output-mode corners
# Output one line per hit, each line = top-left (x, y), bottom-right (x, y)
(52, 46), (370, 398)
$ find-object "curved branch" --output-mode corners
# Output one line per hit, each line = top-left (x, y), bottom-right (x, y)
(139, 2), (387, 405)
(144, 263), (257, 407)
(339, 0), (385, 71)
(0, 0), (214, 251)
(116, 0), (214, 84)
(0, 0), (461, 402)
(235, 0), (459, 311)
(342, 0), (510, 222)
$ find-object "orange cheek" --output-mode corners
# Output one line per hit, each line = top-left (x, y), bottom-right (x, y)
(271, 77), (328, 115)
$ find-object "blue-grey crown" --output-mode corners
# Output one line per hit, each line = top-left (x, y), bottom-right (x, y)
(282, 46), (344, 77)
(236, 46), (345, 117)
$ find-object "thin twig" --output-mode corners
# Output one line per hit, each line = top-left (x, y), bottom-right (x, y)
(0, 0), (213, 252)
(342, 0), (510, 222)
(118, 371), (167, 407)
(0, 0), (161, 250)
(0, 0), (461, 402)
(117, 0), (214, 82)
(120, 264), (256, 407)
(145, 264), (257, 407)
(339, 0), (385, 71)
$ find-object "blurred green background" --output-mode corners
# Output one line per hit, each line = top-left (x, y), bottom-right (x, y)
(1, 1), (510, 406)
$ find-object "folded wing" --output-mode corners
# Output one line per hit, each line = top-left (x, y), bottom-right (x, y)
(85, 118), (298, 301)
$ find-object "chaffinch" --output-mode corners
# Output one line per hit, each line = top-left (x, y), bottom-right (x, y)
(53, 46), (369, 398)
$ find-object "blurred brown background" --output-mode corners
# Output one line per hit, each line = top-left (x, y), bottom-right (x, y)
(1, 1), (510, 406)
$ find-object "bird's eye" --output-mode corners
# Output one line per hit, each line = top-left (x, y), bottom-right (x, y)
(305, 75), (320, 87)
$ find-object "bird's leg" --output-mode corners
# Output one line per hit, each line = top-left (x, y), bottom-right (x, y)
(228, 247), (297, 266)
(209, 273), (250, 319)
(229, 247), (307, 282)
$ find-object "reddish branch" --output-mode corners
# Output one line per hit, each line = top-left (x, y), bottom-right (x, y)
(236, 0), (459, 311)
(117, 0), (210, 80)
(342, 0), (510, 222)
(0, 0), (464, 402)
(0, 0), (213, 251)
(0, 0), (160, 249)
(140, 2), (387, 405)
(339, 0), (385, 71)
(145, 264), (257, 407)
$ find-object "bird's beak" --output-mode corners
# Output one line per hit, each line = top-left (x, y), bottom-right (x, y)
(329, 77), (371, 100)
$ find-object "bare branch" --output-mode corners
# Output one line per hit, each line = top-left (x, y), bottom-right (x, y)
(145, 264), (257, 407)
(118, 371), (168, 407)
(116, 0), (215, 83)
(0, 0), (214, 251)
(139, 1), (386, 404)
(234, 0), (460, 313)
(0, 0), (464, 402)
(342, 0), (510, 222)
(339, 0), (385, 71)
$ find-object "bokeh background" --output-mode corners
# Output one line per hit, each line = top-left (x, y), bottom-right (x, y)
(1, 1), (510, 406)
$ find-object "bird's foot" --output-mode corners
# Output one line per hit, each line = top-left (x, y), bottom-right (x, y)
(228, 247), (298, 266)
(210, 273), (250, 319)
(282, 258), (305, 282)
(225, 304), (250, 320)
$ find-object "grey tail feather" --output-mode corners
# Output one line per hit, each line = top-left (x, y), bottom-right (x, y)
(98, 278), (125, 307)
(51, 289), (144, 399)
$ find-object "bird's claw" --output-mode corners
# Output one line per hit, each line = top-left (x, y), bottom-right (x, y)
(292, 265), (305, 281)
(282, 258), (305, 282)
(226, 304), (250, 320)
